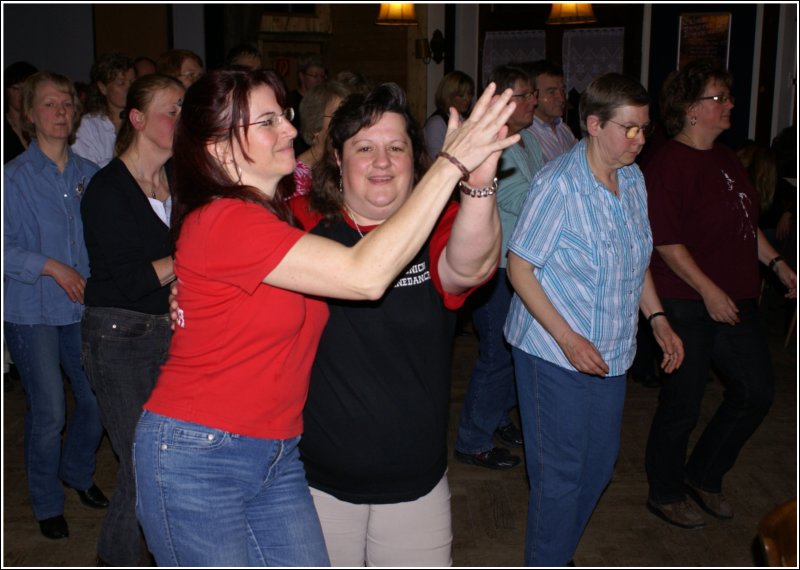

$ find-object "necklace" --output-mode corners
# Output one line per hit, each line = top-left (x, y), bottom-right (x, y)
(345, 206), (365, 238)
(123, 154), (167, 201)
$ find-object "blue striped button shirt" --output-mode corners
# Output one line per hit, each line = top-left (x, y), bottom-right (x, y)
(503, 139), (652, 376)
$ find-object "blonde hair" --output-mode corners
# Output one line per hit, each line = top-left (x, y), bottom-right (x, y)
(21, 71), (82, 144)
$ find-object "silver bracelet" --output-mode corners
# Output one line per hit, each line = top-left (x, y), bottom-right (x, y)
(459, 177), (498, 198)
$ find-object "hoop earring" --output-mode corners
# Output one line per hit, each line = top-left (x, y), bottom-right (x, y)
(690, 116), (697, 126)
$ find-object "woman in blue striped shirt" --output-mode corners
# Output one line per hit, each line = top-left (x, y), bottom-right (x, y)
(503, 73), (684, 566)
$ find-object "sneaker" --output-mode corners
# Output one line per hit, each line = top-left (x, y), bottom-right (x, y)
(495, 423), (524, 447)
(647, 498), (706, 529)
(454, 447), (521, 470)
(685, 481), (733, 519)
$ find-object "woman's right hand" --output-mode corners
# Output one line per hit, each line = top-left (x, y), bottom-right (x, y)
(439, 82), (520, 175)
(42, 258), (86, 304)
(701, 284), (740, 325)
(557, 329), (610, 377)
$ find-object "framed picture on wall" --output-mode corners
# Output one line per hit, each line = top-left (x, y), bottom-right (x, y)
(677, 12), (731, 69)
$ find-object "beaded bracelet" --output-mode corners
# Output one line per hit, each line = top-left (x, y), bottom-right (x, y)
(437, 151), (470, 182)
(459, 177), (499, 198)
(647, 311), (667, 324)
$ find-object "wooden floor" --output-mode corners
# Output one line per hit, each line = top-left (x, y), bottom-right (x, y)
(2, 286), (796, 567)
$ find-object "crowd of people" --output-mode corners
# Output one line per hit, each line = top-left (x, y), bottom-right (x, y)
(3, 43), (795, 569)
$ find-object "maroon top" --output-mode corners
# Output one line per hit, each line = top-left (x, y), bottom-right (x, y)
(645, 139), (760, 301)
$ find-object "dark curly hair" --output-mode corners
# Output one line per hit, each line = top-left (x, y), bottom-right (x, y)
(659, 58), (732, 137)
(85, 52), (134, 116)
(309, 83), (430, 221)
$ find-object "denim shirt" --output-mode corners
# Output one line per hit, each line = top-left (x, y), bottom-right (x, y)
(3, 141), (99, 325)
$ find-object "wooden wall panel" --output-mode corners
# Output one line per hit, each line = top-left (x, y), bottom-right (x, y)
(93, 4), (169, 62)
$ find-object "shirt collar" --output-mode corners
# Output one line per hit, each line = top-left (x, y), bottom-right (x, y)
(533, 114), (563, 129)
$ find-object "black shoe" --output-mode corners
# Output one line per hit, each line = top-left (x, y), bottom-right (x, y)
(38, 515), (69, 540)
(454, 447), (520, 470)
(72, 483), (109, 509)
(495, 423), (524, 447)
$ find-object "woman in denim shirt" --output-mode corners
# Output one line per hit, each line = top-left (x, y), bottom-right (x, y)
(3, 71), (106, 541)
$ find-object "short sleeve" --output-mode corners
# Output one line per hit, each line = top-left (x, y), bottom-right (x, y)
(507, 174), (566, 268)
(179, 200), (307, 295)
(644, 147), (686, 247)
(429, 201), (492, 310)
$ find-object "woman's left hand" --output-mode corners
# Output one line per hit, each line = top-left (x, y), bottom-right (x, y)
(776, 262), (797, 299)
(652, 318), (685, 374)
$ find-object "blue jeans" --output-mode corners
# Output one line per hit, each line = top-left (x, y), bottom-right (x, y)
(645, 299), (774, 503)
(133, 411), (330, 567)
(4, 321), (104, 520)
(513, 349), (626, 567)
(81, 307), (171, 565)
(456, 269), (518, 454)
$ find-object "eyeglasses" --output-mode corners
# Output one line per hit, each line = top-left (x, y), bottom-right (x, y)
(241, 108), (295, 130)
(697, 94), (735, 105)
(511, 90), (538, 102)
(607, 119), (654, 139)
(178, 71), (204, 82)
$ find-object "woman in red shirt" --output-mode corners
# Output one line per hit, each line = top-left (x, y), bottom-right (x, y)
(132, 68), (519, 566)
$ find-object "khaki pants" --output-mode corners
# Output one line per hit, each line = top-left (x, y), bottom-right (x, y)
(311, 474), (452, 567)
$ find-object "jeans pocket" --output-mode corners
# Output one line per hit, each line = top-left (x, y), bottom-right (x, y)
(103, 318), (151, 342)
(167, 425), (230, 450)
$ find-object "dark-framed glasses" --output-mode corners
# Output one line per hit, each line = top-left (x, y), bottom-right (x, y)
(697, 94), (735, 105)
(607, 119), (654, 139)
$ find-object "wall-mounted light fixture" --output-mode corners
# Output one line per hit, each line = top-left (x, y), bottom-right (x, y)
(546, 3), (597, 25)
(376, 3), (418, 26)
(415, 29), (445, 65)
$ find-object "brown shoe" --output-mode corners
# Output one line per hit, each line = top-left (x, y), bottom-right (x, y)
(647, 498), (705, 529)
(685, 481), (733, 519)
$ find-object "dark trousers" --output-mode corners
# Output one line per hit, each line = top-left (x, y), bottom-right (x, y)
(455, 269), (518, 454)
(645, 299), (774, 503)
(81, 307), (172, 566)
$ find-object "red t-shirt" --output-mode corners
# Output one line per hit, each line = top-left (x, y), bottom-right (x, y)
(145, 199), (329, 439)
(645, 140), (760, 301)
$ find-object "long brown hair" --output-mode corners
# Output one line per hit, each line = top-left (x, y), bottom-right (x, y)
(170, 68), (296, 243)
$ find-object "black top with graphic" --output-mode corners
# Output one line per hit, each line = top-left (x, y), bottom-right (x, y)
(300, 216), (456, 504)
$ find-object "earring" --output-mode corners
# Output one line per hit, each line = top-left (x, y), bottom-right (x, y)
(339, 176), (343, 194)
(690, 116), (697, 126)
